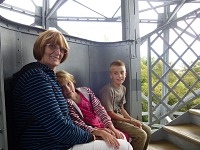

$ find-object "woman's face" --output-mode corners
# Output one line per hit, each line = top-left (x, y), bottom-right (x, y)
(60, 80), (76, 99)
(39, 43), (66, 70)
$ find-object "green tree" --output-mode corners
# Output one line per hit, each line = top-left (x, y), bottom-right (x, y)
(141, 57), (200, 122)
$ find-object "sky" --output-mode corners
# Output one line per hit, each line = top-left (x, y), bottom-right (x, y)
(0, 0), (199, 41)
(0, 0), (122, 41)
(0, 0), (199, 68)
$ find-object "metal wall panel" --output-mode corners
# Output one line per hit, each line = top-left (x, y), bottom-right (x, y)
(2, 30), (38, 92)
(89, 42), (130, 96)
(58, 41), (90, 88)
(0, 27), (8, 150)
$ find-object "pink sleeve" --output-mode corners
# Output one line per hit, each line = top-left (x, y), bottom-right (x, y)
(85, 88), (113, 128)
(67, 99), (95, 133)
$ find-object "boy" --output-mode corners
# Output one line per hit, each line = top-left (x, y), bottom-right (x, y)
(99, 60), (151, 150)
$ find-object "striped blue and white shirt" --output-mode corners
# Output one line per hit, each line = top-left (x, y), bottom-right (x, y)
(12, 62), (92, 150)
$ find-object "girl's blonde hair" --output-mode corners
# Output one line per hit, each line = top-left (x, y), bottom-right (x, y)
(56, 70), (76, 85)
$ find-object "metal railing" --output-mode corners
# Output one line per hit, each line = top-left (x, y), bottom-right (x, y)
(141, 8), (200, 128)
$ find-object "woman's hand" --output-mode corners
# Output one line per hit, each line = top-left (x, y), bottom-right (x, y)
(101, 128), (115, 136)
(92, 129), (120, 149)
(107, 124), (124, 139)
(112, 129), (124, 139)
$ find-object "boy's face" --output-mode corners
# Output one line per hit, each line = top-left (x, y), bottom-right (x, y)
(110, 65), (126, 87)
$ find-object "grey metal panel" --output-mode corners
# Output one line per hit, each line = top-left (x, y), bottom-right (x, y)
(2, 30), (39, 95)
(20, 33), (38, 65)
(89, 42), (131, 109)
(0, 27), (8, 150)
(1, 29), (19, 95)
(58, 42), (90, 88)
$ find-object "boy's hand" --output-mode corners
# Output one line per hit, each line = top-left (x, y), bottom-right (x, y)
(129, 119), (142, 128)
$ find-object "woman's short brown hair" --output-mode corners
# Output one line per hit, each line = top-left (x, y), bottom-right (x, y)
(33, 30), (69, 63)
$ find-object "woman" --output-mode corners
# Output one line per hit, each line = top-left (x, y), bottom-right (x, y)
(56, 70), (132, 149)
(11, 30), (132, 150)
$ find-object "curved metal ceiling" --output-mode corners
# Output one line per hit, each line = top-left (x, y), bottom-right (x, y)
(0, 0), (199, 41)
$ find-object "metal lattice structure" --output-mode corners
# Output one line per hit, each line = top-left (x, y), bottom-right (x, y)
(141, 8), (200, 127)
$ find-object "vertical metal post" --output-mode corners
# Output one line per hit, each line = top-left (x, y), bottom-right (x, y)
(0, 29), (8, 150)
(42, 0), (47, 29)
(147, 37), (153, 126)
(161, 6), (170, 125)
(121, 0), (142, 120)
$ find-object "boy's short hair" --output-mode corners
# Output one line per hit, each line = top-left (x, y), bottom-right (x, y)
(110, 60), (125, 71)
(56, 70), (76, 85)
